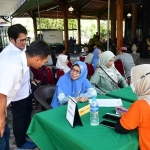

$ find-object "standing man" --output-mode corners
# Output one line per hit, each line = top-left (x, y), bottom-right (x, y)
(1, 24), (35, 149)
(0, 39), (50, 150)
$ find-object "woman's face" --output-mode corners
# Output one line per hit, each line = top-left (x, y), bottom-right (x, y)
(70, 66), (81, 80)
(106, 57), (115, 68)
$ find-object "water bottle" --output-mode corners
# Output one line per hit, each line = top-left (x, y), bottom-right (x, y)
(90, 97), (99, 126)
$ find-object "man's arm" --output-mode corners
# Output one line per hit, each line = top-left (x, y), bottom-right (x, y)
(0, 93), (6, 137)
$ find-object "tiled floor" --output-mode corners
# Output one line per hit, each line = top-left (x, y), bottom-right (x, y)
(8, 53), (150, 150)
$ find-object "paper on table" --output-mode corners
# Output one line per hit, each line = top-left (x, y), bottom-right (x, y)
(89, 99), (123, 107)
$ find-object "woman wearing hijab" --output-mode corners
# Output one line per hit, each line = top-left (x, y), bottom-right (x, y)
(115, 64), (150, 150)
(91, 48), (101, 70)
(51, 61), (97, 108)
(56, 45), (70, 73)
(90, 51), (128, 94)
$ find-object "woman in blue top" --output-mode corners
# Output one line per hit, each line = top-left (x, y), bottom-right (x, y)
(51, 61), (97, 108)
(91, 48), (101, 70)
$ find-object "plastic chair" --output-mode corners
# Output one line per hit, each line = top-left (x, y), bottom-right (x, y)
(67, 61), (72, 68)
(56, 69), (64, 80)
(86, 63), (94, 76)
(79, 56), (85, 62)
(34, 85), (56, 110)
(45, 67), (56, 85)
(114, 60), (126, 78)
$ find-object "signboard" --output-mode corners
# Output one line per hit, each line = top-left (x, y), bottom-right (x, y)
(66, 96), (83, 128)
(43, 30), (63, 44)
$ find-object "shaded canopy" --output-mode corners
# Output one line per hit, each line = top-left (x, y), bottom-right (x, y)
(12, 0), (142, 20)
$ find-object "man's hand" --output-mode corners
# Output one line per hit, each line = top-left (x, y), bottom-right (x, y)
(0, 94), (7, 137)
(0, 119), (6, 137)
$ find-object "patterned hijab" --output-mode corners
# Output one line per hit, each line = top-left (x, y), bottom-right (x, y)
(97, 51), (121, 84)
(131, 64), (150, 105)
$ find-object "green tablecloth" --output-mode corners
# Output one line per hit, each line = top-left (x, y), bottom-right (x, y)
(106, 86), (137, 103)
(27, 95), (138, 150)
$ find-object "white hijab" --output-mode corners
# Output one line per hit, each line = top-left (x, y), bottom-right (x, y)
(131, 64), (150, 105)
(56, 54), (70, 73)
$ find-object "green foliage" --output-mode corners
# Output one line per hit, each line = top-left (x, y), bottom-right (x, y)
(37, 18), (110, 43)
(37, 18), (77, 30)
(37, 18), (64, 30)
(68, 19), (77, 29)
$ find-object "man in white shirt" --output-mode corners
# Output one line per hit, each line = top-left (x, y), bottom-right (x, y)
(1, 24), (35, 149)
(0, 39), (50, 150)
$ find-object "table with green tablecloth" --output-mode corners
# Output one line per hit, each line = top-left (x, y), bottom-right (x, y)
(106, 86), (137, 103)
(27, 95), (138, 150)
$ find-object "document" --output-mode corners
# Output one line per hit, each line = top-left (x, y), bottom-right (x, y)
(89, 99), (123, 107)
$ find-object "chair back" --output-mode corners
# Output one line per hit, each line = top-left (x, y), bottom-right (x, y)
(37, 66), (48, 84)
(45, 68), (55, 84)
(56, 69), (65, 80)
(34, 85), (56, 110)
(114, 60), (126, 78)
(86, 63), (94, 76)
(67, 61), (72, 68)
(79, 56), (85, 62)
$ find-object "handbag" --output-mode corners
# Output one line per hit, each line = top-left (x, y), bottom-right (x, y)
(99, 67), (122, 88)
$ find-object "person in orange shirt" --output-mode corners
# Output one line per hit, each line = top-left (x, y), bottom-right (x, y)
(115, 64), (150, 150)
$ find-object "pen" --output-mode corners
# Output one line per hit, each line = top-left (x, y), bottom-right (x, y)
(116, 108), (127, 113)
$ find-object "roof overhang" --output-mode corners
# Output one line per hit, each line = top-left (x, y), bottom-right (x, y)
(12, 0), (142, 20)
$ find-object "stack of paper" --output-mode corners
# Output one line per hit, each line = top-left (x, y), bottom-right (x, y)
(89, 99), (123, 107)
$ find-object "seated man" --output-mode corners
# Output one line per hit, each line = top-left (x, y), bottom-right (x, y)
(115, 47), (135, 78)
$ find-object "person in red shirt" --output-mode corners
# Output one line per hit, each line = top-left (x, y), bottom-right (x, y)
(115, 64), (150, 150)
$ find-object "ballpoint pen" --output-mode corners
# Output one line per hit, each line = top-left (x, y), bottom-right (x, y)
(116, 108), (127, 113)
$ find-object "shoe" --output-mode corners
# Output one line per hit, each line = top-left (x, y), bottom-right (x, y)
(17, 141), (37, 150)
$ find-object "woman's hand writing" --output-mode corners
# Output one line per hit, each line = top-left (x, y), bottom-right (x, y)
(115, 106), (128, 116)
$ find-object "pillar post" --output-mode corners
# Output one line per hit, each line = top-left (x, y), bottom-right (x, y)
(32, 16), (37, 40)
(131, 3), (137, 40)
(77, 13), (81, 44)
(116, 0), (123, 53)
(111, 0), (116, 43)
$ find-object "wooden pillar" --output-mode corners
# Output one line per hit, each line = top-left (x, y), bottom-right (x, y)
(32, 15), (37, 40)
(62, 5), (69, 52)
(96, 16), (100, 36)
(77, 13), (81, 44)
(131, 3), (137, 41)
(111, 0), (116, 43)
(116, 0), (123, 53)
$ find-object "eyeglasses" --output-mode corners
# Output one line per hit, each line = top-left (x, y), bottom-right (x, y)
(19, 38), (27, 43)
(71, 68), (80, 74)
